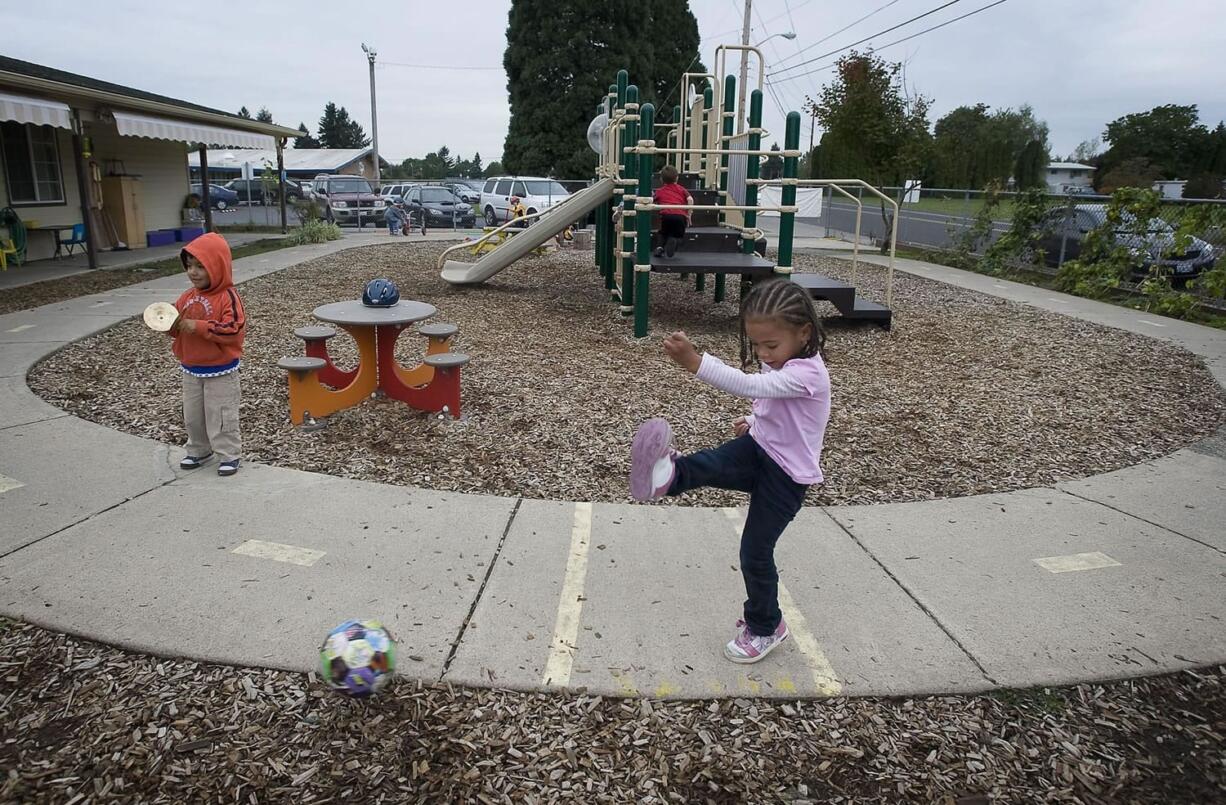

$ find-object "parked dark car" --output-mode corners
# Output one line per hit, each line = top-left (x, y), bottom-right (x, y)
(404, 185), (476, 228)
(312, 174), (385, 227)
(1036, 204), (1218, 283)
(189, 183), (239, 210)
(224, 178), (304, 204)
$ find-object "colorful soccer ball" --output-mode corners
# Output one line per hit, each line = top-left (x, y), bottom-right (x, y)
(319, 620), (396, 697)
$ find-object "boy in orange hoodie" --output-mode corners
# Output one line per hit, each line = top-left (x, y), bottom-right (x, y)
(171, 233), (245, 476)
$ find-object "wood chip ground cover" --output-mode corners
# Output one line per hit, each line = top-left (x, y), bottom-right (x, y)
(1, 621), (1222, 803)
(27, 243), (1226, 506)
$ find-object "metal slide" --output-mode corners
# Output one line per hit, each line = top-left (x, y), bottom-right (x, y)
(439, 178), (615, 285)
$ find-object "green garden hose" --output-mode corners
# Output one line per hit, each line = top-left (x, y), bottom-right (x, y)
(0, 207), (28, 265)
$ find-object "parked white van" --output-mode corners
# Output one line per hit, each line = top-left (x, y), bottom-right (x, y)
(479, 176), (571, 226)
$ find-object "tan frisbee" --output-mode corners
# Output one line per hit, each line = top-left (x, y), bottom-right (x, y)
(143, 302), (180, 332)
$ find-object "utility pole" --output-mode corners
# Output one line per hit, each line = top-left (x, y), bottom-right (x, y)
(736, 0), (752, 134)
(362, 43), (380, 187)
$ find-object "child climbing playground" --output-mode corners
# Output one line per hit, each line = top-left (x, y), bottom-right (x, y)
(628, 278), (830, 664)
(652, 164), (693, 258)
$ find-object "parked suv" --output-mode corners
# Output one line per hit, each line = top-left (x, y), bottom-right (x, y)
(479, 176), (571, 226)
(379, 182), (417, 203)
(312, 174), (385, 227)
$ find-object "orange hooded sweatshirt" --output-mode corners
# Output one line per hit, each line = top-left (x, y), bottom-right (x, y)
(172, 233), (246, 371)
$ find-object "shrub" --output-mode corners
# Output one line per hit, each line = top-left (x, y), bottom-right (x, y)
(287, 220), (342, 245)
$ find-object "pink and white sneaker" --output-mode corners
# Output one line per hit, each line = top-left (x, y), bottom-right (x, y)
(724, 618), (789, 664)
(629, 418), (677, 501)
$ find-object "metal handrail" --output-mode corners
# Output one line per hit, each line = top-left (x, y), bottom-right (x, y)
(754, 178), (897, 308)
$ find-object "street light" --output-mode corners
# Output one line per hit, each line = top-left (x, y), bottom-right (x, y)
(361, 43), (380, 186)
(738, 32), (797, 134)
(754, 31), (797, 47)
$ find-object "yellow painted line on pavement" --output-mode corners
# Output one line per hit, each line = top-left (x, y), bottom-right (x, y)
(232, 539), (324, 567)
(542, 501), (593, 688)
(6, 324), (36, 333)
(1034, 551), (1121, 574)
(722, 507), (842, 696)
(0, 473), (24, 494)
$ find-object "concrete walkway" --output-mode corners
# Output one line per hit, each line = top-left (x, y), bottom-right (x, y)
(1, 239), (1224, 700)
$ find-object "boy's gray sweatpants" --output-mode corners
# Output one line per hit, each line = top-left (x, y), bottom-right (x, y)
(182, 371), (241, 461)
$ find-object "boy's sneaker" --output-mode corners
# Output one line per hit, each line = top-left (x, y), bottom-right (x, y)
(180, 453), (212, 470)
(217, 459), (240, 477)
(653, 246), (665, 257)
(664, 236), (679, 258)
(629, 418), (676, 501)
(724, 618), (789, 664)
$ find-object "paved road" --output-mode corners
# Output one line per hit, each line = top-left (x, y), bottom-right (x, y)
(817, 201), (1010, 250)
(1, 239), (1224, 699)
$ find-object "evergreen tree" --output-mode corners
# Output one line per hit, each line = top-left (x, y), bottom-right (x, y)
(484, 161), (504, 177)
(237, 106), (252, 119)
(470, 152), (483, 177)
(318, 103), (370, 149)
(503, 0), (705, 177)
(293, 123), (321, 149)
(256, 107), (273, 123)
(1013, 139), (1048, 189)
(761, 143), (783, 180)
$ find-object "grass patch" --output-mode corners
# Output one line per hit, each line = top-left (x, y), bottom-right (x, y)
(0, 238), (293, 316)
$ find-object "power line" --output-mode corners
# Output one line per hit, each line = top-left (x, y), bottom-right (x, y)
(771, 0), (903, 69)
(767, 0), (1011, 86)
(377, 60), (501, 72)
(769, 0), (963, 77)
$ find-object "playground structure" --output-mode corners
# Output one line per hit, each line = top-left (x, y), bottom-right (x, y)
(438, 48), (897, 336)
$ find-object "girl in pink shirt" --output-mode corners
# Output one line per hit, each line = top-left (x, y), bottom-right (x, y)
(629, 279), (831, 664)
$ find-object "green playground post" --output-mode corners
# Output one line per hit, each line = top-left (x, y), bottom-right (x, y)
(696, 85), (712, 295)
(604, 83), (618, 289)
(743, 90), (763, 256)
(715, 74), (735, 303)
(634, 103), (655, 338)
(700, 86), (712, 179)
(620, 84), (639, 312)
(777, 111), (801, 276)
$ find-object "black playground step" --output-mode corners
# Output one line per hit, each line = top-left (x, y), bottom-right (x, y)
(650, 250), (775, 277)
(651, 226), (768, 256)
(792, 272), (892, 329)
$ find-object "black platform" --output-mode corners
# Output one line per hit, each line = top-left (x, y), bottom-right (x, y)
(650, 250), (775, 276)
(791, 273), (892, 329)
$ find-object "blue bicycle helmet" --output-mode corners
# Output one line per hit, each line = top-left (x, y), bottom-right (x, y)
(362, 278), (400, 307)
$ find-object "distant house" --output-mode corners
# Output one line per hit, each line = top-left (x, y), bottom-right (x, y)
(188, 148), (389, 184)
(0, 55), (297, 263)
(1045, 162), (1095, 193)
(1152, 179), (1187, 200)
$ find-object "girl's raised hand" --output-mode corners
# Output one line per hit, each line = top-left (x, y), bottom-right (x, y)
(663, 331), (701, 373)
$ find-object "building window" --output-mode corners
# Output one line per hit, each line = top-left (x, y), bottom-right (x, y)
(1, 121), (66, 205)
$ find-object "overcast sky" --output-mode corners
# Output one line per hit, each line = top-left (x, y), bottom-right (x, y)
(7, 0), (1225, 170)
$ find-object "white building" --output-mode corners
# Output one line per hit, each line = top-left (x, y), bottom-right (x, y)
(0, 55), (297, 263)
(1152, 179), (1187, 200)
(1045, 162), (1095, 193)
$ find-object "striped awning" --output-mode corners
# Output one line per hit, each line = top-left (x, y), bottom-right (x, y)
(0, 91), (73, 129)
(113, 110), (274, 149)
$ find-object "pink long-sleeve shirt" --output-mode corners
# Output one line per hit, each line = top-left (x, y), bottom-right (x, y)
(696, 352), (831, 485)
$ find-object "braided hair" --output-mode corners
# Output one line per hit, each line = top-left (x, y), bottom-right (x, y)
(739, 278), (826, 369)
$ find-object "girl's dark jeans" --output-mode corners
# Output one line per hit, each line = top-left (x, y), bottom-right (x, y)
(667, 434), (809, 636)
